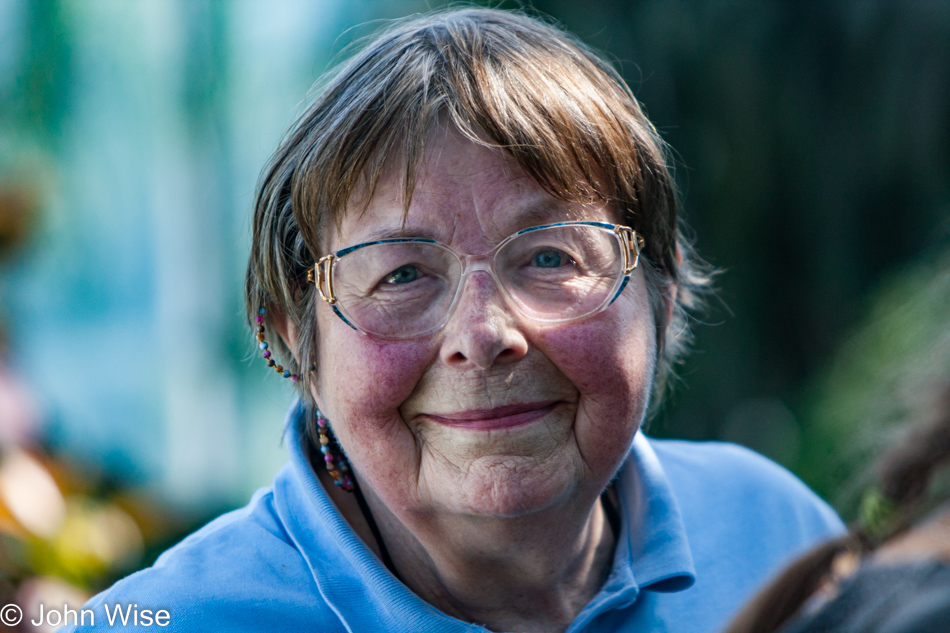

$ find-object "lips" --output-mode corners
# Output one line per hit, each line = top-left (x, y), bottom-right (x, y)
(424, 401), (560, 430)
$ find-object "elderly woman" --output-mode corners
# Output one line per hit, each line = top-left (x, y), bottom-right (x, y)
(63, 9), (842, 633)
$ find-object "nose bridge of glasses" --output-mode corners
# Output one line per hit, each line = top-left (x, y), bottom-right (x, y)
(459, 255), (494, 277)
(448, 249), (503, 296)
(448, 255), (519, 323)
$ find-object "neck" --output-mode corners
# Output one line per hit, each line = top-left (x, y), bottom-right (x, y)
(360, 483), (617, 633)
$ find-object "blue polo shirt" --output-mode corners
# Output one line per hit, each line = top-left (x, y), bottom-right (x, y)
(60, 403), (843, 632)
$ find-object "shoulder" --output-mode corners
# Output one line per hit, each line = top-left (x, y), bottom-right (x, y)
(649, 438), (814, 495)
(58, 485), (344, 632)
(150, 486), (295, 572)
(647, 437), (844, 543)
(648, 437), (835, 508)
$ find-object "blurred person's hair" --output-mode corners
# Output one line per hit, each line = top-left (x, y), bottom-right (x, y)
(244, 8), (714, 429)
(723, 381), (950, 633)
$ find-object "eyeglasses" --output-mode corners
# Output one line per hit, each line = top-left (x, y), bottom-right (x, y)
(307, 221), (644, 339)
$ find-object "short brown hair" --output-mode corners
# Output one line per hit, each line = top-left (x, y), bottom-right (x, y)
(245, 7), (712, 415)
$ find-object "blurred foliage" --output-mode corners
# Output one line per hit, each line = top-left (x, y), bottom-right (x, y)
(796, 242), (950, 520)
(0, 183), (39, 259)
(0, 0), (71, 160)
(0, 446), (199, 620)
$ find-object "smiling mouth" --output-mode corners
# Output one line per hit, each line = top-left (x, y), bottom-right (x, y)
(425, 402), (561, 430)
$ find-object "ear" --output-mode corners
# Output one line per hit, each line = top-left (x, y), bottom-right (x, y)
(269, 305), (299, 355)
(269, 306), (326, 410)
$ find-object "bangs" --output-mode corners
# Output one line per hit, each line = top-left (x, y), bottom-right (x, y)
(289, 9), (672, 257)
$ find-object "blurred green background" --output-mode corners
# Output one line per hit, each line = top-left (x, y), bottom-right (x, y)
(0, 0), (948, 605)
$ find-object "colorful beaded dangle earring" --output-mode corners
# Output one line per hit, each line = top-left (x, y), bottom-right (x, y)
(315, 410), (355, 491)
(255, 307), (301, 382)
(256, 307), (355, 492)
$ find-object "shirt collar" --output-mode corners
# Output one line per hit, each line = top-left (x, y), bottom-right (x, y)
(278, 401), (694, 631)
(568, 431), (696, 629)
(620, 431), (696, 592)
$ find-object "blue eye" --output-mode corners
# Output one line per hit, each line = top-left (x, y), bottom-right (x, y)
(533, 250), (566, 268)
(383, 265), (420, 284)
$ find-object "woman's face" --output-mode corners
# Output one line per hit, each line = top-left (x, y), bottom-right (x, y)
(312, 126), (657, 521)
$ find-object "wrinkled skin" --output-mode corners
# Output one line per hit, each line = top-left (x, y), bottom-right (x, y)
(298, 125), (660, 632)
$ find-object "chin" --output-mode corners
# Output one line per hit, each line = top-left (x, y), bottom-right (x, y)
(434, 455), (584, 518)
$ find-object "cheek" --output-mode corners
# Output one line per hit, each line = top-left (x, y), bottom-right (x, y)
(317, 328), (432, 421)
(535, 294), (656, 463)
(314, 327), (434, 490)
(539, 320), (654, 414)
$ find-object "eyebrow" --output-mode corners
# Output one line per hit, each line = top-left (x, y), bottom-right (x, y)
(510, 197), (589, 228)
(355, 225), (443, 243)
(351, 196), (594, 245)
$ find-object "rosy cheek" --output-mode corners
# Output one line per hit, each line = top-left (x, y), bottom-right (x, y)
(537, 323), (622, 391)
(540, 309), (651, 393)
(315, 331), (432, 499)
(534, 303), (655, 464)
(319, 330), (432, 422)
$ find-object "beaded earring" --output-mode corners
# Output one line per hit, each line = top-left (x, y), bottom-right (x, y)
(316, 410), (355, 492)
(256, 306), (355, 492)
(255, 307), (301, 382)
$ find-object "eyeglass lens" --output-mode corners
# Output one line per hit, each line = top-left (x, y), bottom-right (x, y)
(330, 224), (625, 338)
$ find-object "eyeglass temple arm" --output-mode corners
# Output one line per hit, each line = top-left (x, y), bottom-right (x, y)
(616, 227), (645, 275)
(307, 254), (337, 304)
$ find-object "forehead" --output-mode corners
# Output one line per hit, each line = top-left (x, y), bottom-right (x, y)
(333, 126), (613, 252)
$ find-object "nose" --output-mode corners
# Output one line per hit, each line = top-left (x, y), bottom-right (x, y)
(439, 271), (529, 370)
